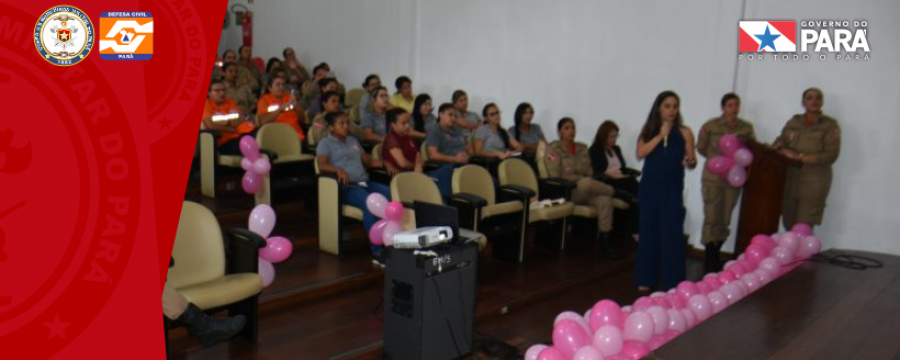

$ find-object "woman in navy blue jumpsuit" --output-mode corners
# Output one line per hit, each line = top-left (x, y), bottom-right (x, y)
(634, 91), (697, 291)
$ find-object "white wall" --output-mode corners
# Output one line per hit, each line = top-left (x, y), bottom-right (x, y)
(224, 0), (900, 255)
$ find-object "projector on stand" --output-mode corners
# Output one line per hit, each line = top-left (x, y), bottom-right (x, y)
(392, 226), (453, 249)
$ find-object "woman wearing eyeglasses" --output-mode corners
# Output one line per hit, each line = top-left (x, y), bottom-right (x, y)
(473, 103), (523, 160)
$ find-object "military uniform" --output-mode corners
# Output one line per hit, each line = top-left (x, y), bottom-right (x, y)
(697, 117), (755, 245)
(224, 81), (257, 118)
(775, 114), (841, 228)
(546, 141), (615, 233)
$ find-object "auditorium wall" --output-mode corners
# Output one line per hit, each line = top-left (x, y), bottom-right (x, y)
(218, 0), (900, 255)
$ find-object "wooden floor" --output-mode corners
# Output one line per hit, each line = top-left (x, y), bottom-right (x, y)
(171, 175), (706, 359)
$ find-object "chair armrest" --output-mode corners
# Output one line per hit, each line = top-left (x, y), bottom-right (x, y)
(540, 177), (576, 200)
(623, 168), (642, 177)
(225, 228), (267, 274)
(368, 168), (392, 185)
(199, 129), (222, 139)
(449, 193), (487, 230)
(258, 148), (279, 162)
(498, 185), (535, 204)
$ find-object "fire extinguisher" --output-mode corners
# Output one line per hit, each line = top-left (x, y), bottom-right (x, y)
(241, 11), (253, 47)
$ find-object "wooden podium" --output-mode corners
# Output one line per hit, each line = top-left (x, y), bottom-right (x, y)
(734, 139), (802, 255)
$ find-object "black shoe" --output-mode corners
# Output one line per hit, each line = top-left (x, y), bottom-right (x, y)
(178, 304), (246, 347)
(598, 232), (619, 260)
(371, 253), (386, 268)
(613, 189), (638, 205)
(704, 241), (723, 274)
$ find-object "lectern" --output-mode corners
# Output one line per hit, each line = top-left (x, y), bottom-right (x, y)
(734, 139), (802, 255)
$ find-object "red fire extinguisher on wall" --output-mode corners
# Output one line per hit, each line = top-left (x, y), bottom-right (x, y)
(241, 11), (253, 47)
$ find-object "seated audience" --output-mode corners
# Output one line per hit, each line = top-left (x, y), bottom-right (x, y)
(426, 103), (473, 165)
(413, 94), (437, 134)
(474, 103), (523, 160)
(451, 90), (482, 136)
(237, 45), (263, 93)
(257, 77), (305, 142)
(282, 47), (311, 85)
(201, 79), (255, 155)
(358, 74), (381, 118)
(308, 78), (341, 118)
(383, 108), (454, 200)
(360, 86), (391, 144)
(509, 102), (546, 155)
(389, 76), (415, 112)
(163, 280), (246, 347)
(590, 120), (640, 241)
(222, 62), (257, 116)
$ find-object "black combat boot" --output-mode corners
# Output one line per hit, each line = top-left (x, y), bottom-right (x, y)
(704, 241), (724, 273)
(177, 304), (246, 347)
(598, 232), (619, 260)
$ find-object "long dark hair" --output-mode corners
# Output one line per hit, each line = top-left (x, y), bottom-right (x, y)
(412, 94), (431, 134)
(639, 91), (682, 142)
(513, 102), (533, 142)
(265, 57), (282, 74)
(593, 120), (619, 150)
(482, 103), (510, 149)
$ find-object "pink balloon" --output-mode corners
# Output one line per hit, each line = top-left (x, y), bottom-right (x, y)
(791, 223), (814, 237)
(593, 325), (624, 357)
(239, 135), (260, 160)
(259, 236), (293, 264)
(646, 306), (669, 335)
(552, 320), (591, 359)
(368, 219), (388, 245)
(676, 281), (700, 301)
(647, 335), (667, 351)
(384, 201), (405, 222)
(248, 204), (276, 238)
(242, 171), (262, 194)
(381, 221), (403, 247)
(742, 273), (762, 293)
(525, 345), (549, 360)
(621, 306), (632, 314)
(620, 340), (650, 360)
(707, 291), (728, 314)
(733, 148), (754, 167)
(703, 276), (723, 292)
(537, 347), (567, 360)
(591, 300), (625, 332)
(798, 236), (822, 259)
(258, 258), (275, 287)
(623, 311), (654, 343)
(758, 257), (781, 276)
(744, 244), (768, 266)
(584, 309), (593, 326)
(719, 283), (742, 305)
(718, 134), (741, 157)
(680, 308), (697, 328)
(751, 234), (778, 251)
(688, 294), (713, 322)
(253, 158), (271, 175)
(663, 330), (680, 342)
(605, 355), (629, 360)
(771, 246), (795, 266)
(726, 261), (748, 278)
(366, 193), (388, 219)
(732, 280), (750, 298)
(555, 311), (591, 336)
(241, 157), (253, 170)
(633, 296), (654, 312)
(706, 156), (734, 175)
(666, 309), (687, 333)
(779, 232), (801, 255)
(572, 346), (605, 360)
(650, 291), (666, 298)
(726, 165), (748, 187)
(696, 281), (711, 295)
(754, 268), (774, 285)
(652, 296), (673, 309)
(717, 270), (738, 284)
(666, 293), (686, 309)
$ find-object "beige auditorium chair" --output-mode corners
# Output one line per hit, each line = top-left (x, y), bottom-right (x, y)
(535, 141), (630, 239)
(450, 165), (527, 262)
(198, 128), (244, 199)
(344, 88), (365, 109)
(254, 123), (317, 206)
(498, 157), (575, 252)
(166, 201), (265, 346)
(315, 157), (390, 256)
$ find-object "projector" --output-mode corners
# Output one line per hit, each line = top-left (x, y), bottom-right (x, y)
(392, 226), (453, 249)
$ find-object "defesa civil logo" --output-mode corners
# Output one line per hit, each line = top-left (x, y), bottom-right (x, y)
(34, 5), (94, 66)
(738, 20), (870, 62)
(99, 12), (154, 60)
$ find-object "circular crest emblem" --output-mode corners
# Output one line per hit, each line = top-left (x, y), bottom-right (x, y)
(34, 5), (94, 66)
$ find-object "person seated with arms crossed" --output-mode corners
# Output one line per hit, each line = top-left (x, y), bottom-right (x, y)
(201, 79), (256, 155)
(451, 90), (482, 136)
(317, 111), (392, 266)
(383, 108), (454, 201)
(426, 103), (473, 165)
(590, 120), (640, 242)
(547, 118), (618, 259)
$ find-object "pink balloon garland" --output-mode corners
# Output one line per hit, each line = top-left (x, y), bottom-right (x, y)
(527, 225), (821, 359)
(365, 194), (406, 247)
(706, 134), (753, 188)
(248, 204), (294, 288)
(239, 136), (271, 194)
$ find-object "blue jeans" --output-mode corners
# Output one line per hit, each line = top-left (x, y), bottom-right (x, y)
(343, 181), (392, 255)
(425, 165), (455, 204)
